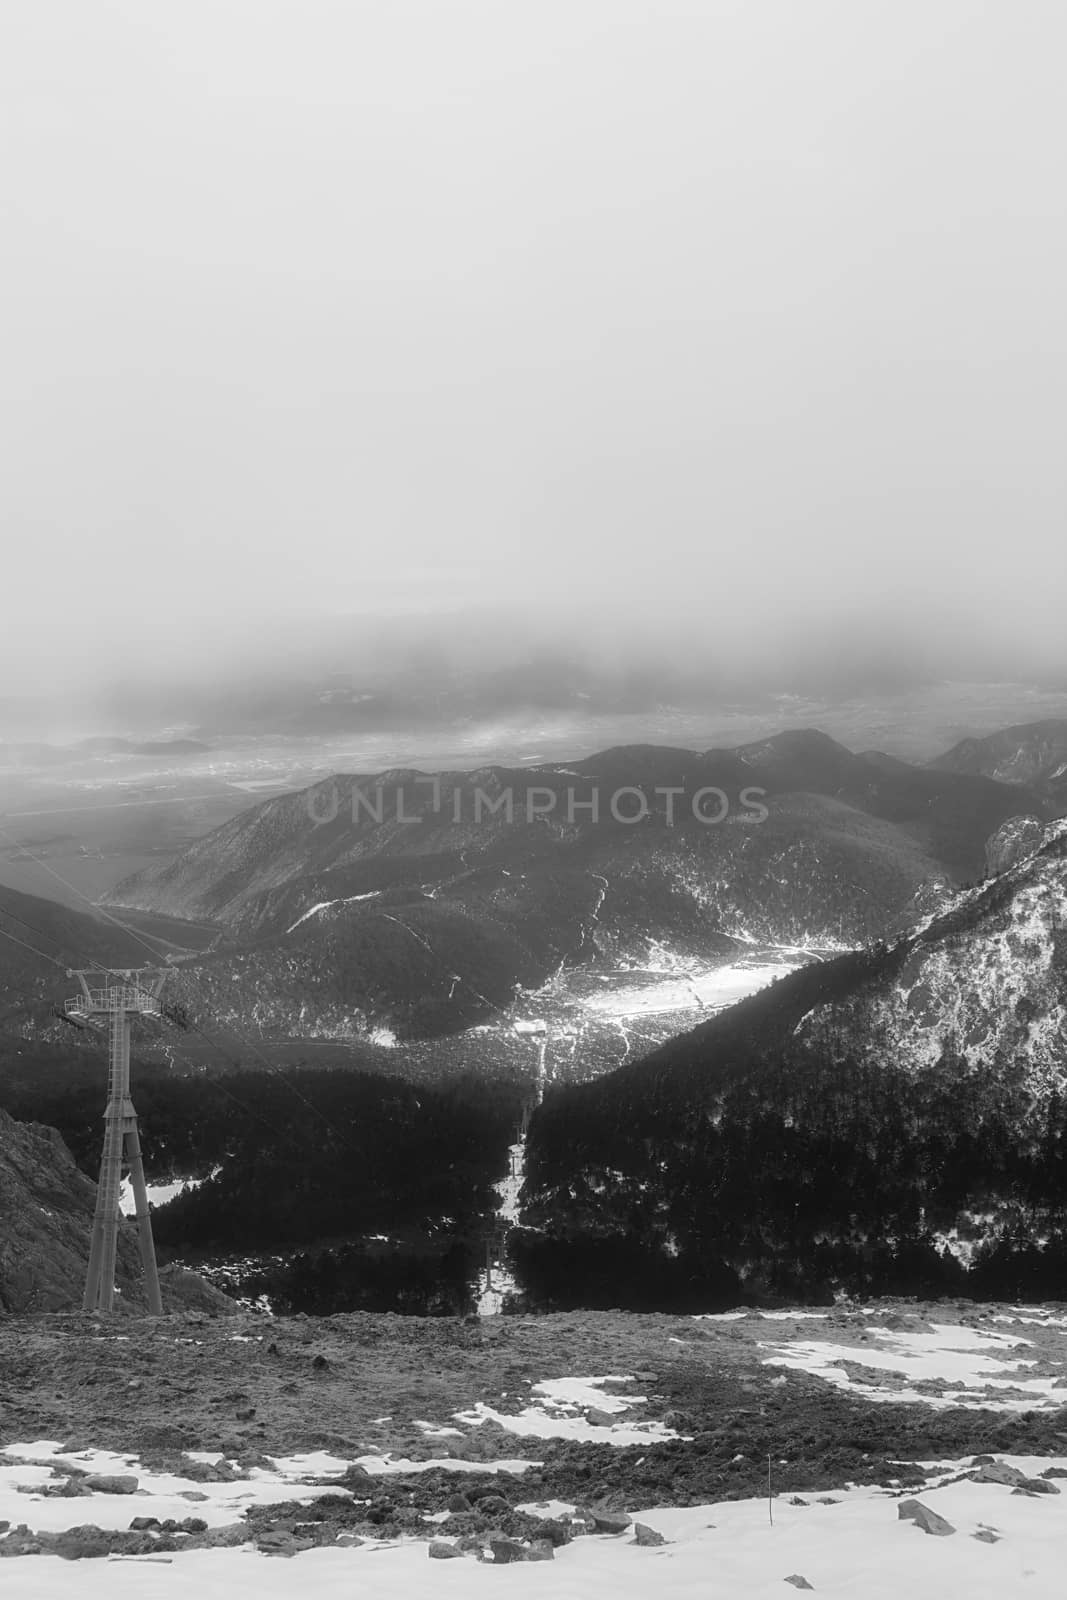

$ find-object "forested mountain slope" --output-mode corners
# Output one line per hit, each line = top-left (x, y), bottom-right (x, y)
(519, 818), (1067, 1305)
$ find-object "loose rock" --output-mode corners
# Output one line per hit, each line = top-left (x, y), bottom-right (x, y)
(633, 1522), (666, 1547)
(589, 1509), (631, 1535)
(898, 1499), (955, 1537)
(970, 1461), (1027, 1487)
(483, 1538), (526, 1564)
(428, 1540), (465, 1559)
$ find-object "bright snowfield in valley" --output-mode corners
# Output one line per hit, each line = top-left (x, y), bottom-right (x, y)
(4, 1312), (1067, 1596)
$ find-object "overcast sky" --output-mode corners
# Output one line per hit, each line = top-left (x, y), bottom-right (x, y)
(2, 1), (1065, 690)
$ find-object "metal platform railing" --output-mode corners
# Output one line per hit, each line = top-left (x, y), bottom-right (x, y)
(66, 986), (162, 1018)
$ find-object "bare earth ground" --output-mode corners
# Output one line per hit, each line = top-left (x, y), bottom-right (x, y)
(3, 1300), (1067, 1561)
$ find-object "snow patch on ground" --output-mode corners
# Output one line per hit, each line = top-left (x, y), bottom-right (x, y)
(455, 1375), (686, 1444)
(0, 1443), (344, 1533)
(118, 1172), (214, 1216)
(284, 892), (382, 935)
(761, 1321), (1067, 1410)
(5, 1466), (1067, 1597)
(0, 1439), (544, 1543)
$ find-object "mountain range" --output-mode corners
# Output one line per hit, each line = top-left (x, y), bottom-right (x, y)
(86, 727), (1060, 1047)
(3, 715), (1067, 1312)
(929, 716), (1067, 798)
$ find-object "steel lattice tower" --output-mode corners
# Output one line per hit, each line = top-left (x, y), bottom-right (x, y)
(66, 969), (168, 1314)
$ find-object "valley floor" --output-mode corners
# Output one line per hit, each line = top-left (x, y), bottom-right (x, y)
(2, 1301), (1067, 1593)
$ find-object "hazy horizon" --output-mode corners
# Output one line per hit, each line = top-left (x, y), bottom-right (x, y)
(3, 2), (1066, 707)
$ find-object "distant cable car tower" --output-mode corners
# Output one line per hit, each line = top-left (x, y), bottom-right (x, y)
(65, 969), (169, 1314)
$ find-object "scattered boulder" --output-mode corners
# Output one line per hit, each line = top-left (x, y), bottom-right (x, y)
(563, 1510), (598, 1536)
(526, 1540), (555, 1561)
(446, 1492), (472, 1513)
(255, 1531), (315, 1558)
(589, 1509), (631, 1535)
(472, 1493), (511, 1517)
(1012, 1480), (1061, 1496)
(533, 1519), (573, 1548)
(339, 1464), (376, 1492)
(784, 1577), (815, 1591)
(179, 1456), (238, 1483)
(0, 1525), (42, 1558)
(898, 1499), (956, 1537)
(52, 1525), (121, 1561)
(199, 1524), (250, 1549)
(970, 1461), (1027, 1487)
(973, 1530), (1002, 1544)
(84, 1474), (139, 1495)
(481, 1538), (526, 1564)
(428, 1540), (465, 1560)
(633, 1522), (666, 1547)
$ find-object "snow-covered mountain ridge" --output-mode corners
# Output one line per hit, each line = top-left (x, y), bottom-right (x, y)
(798, 816), (1067, 1094)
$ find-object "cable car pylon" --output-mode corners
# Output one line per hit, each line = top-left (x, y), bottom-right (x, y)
(65, 968), (169, 1314)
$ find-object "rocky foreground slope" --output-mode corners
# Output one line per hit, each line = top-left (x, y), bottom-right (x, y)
(1, 1302), (1066, 1586)
(0, 1105), (230, 1315)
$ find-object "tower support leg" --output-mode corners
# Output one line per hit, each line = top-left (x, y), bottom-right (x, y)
(124, 1123), (163, 1315)
(82, 1149), (110, 1311)
(85, 1107), (124, 1312)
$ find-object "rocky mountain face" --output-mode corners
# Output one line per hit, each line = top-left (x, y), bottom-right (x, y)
(793, 821), (1067, 1090)
(930, 717), (1067, 796)
(519, 818), (1067, 1304)
(95, 731), (1056, 1043)
(985, 815), (1048, 874)
(0, 1104), (232, 1315)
